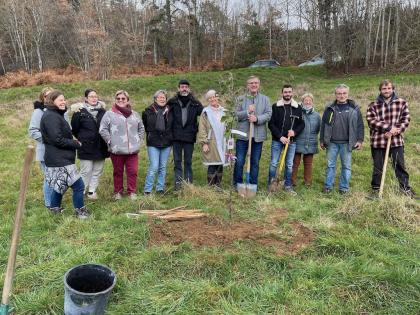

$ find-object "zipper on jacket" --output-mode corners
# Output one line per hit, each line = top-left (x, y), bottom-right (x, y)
(125, 119), (130, 153)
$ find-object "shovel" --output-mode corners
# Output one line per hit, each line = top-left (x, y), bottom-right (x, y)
(268, 114), (299, 193)
(268, 137), (290, 193)
(238, 122), (257, 197)
(378, 136), (392, 199)
(1, 146), (34, 315)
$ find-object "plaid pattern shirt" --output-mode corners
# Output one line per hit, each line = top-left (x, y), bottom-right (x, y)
(366, 94), (410, 148)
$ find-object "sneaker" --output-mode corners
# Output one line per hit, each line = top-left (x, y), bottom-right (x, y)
(49, 207), (64, 214)
(323, 187), (332, 194)
(114, 192), (122, 200)
(144, 191), (151, 196)
(87, 192), (98, 200)
(129, 193), (137, 200)
(74, 207), (89, 219)
(339, 190), (349, 195)
(284, 186), (297, 196)
(156, 190), (165, 195)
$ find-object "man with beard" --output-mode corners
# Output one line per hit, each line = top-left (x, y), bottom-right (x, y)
(366, 79), (417, 199)
(168, 79), (203, 189)
(320, 84), (364, 194)
(268, 84), (304, 195)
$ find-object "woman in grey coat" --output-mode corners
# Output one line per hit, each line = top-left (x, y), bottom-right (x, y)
(291, 93), (321, 186)
(28, 87), (55, 208)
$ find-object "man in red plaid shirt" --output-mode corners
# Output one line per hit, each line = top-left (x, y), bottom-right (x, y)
(366, 79), (416, 198)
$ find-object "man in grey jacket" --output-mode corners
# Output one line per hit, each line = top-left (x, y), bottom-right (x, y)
(233, 76), (272, 187)
(320, 84), (364, 194)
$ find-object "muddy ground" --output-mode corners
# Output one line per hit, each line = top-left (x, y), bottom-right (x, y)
(149, 209), (315, 256)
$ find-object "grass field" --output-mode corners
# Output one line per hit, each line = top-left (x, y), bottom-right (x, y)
(0, 66), (419, 314)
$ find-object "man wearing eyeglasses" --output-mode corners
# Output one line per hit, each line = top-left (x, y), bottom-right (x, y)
(233, 76), (272, 189)
(167, 79), (203, 190)
(320, 84), (364, 194)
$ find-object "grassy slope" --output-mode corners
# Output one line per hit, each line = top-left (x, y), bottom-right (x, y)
(0, 66), (419, 314)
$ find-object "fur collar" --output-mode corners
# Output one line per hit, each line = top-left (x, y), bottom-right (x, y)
(276, 98), (299, 108)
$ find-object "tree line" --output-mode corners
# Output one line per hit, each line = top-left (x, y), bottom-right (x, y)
(1, 0), (419, 78)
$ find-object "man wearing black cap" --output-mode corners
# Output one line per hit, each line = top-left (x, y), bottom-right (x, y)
(167, 79), (203, 189)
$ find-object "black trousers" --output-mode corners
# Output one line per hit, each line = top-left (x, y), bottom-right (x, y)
(173, 141), (194, 186)
(371, 146), (410, 191)
(207, 165), (223, 186)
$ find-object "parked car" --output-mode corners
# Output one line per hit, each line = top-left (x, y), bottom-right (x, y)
(298, 53), (342, 67)
(248, 59), (280, 68)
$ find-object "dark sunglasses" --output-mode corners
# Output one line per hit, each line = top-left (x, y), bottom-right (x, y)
(116, 97), (127, 101)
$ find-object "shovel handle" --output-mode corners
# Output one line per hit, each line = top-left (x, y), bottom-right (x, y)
(378, 137), (391, 199)
(245, 122), (254, 175)
(1, 146), (34, 306)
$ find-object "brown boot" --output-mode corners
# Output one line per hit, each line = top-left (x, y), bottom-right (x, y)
(291, 153), (301, 186)
(303, 154), (313, 186)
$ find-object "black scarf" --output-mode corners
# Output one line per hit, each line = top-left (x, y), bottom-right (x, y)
(154, 104), (168, 132)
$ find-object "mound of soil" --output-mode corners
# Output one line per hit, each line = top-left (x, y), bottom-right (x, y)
(149, 209), (315, 256)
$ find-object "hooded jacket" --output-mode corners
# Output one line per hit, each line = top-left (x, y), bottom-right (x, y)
(295, 106), (321, 154)
(40, 106), (81, 167)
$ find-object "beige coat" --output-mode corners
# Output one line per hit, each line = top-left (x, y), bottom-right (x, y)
(198, 108), (227, 166)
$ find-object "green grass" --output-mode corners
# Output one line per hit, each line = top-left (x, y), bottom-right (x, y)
(0, 66), (419, 314)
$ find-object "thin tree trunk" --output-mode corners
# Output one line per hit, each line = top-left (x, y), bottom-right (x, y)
(373, 7), (381, 64)
(393, 3), (399, 64)
(365, 0), (373, 67)
(380, 5), (385, 68)
(384, 4), (391, 68)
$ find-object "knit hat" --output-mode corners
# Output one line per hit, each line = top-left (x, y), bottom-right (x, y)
(178, 79), (190, 86)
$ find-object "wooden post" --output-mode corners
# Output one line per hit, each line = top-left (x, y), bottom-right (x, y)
(1, 146), (34, 313)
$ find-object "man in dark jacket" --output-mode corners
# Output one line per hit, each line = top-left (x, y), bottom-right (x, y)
(320, 84), (364, 194)
(268, 84), (304, 195)
(366, 79), (416, 199)
(167, 79), (203, 189)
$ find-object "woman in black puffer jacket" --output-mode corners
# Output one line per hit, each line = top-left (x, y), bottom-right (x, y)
(40, 90), (89, 219)
(71, 89), (109, 200)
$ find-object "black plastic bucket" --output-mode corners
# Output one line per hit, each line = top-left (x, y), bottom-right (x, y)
(64, 264), (116, 315)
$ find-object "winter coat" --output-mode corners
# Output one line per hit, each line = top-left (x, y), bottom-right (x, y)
(268, 99), (305, 141)
(295, 107), (321, 154)
(28, 101), (47, 161)
(142, 103), (173, 148)
(71, 106), (109, 160)
(320, 99), (364, 151)
(366, 93), (410, 148)
(40, 106), (81, 167)
(234, 93), (272, 142)
(197, 106), (228, 166)
(167, 93), (203, 143)
(99, 105), (145, 155)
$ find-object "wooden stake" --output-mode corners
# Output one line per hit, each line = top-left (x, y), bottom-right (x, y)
(1, 146), (34, 309)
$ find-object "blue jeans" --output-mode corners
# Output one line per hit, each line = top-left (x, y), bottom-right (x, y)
(50, 177), (85, 209)
(144, 146), (171, 193)
(268, 140), (296, 188)
(325, 142), (352, 191)
(40, 161), (53, 208)
(233, 139), (263, 186)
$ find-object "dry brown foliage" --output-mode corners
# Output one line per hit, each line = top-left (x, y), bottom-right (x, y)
(0, 62), (224, 89)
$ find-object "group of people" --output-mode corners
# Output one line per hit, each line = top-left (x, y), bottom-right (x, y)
(28, 77), (417, 218)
